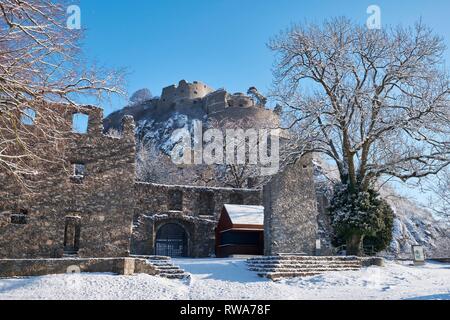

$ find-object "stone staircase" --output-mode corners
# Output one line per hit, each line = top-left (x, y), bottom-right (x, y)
(146, 256), (190, 280)
(247, 256), (363, 280)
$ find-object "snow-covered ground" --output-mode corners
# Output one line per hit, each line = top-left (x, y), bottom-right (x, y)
(0, 259), (449, 300)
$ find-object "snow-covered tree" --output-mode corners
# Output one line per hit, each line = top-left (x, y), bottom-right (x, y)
(270, 18), (450, 254)
(206, 118), (289, 189)
(136, 141), (216, 186)
(427, 169), (450, 218)
(329, 184), (394, 255)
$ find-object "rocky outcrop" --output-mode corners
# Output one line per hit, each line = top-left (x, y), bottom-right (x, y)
(313, 157), (450, 259)
(103, 80), (279, 187)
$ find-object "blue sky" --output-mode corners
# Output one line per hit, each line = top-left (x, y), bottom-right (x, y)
(76, 0), (449, 208)
(79, 0), (450, 116)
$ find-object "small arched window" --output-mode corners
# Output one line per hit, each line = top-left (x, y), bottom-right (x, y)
(21, 108), (36, 126)
(72, 113), (89, 134)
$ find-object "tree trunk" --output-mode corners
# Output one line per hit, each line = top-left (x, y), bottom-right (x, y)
(346, 234), (364, 256)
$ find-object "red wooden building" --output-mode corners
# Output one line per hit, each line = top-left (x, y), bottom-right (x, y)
(215, 205), (264, 258)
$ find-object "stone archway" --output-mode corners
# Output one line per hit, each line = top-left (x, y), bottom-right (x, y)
(155, 223), (188, 257)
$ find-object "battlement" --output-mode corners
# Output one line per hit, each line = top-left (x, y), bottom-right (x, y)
(30, 103), (135, 140)
(228, 92), (255, 108)
(156, 80), (265, 115)
(159, 80), (214, 107)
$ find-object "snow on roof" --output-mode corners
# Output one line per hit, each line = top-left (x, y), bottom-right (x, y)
(224, 204), (264, 225)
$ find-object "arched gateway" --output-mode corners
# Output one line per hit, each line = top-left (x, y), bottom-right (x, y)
(155, 223), (188, 257)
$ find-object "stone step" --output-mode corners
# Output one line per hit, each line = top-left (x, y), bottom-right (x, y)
(144, 256), (190, 280)
(147, 259), (171, 262)
(159, 269), (186, 275)
(248, 264), (361, 270)
(132, 255), (171, 261)
(247, 256), (365, 280)
(148, 262), (174, 267)
(247, 261), (362, 267)
(162, 273), (190, 280)
(250, 267), (361, 273)
(248, 256), (360, 263)
(155, 265), (182, 270)
(260, 272), (323, 280)
(248, 264), (362, 270)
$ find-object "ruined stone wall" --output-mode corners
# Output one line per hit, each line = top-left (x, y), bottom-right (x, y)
(264, 155), (319, 256)
(315, 191), (335, 255)
(132, 183), (262, 257)
(159, 80), (214, 108)
(156, 80), (271, 116)
(0, 257), (157, 277)
(0, 104), (136, 259)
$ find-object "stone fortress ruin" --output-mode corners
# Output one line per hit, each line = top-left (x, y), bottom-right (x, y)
(1, 80), (368, 279)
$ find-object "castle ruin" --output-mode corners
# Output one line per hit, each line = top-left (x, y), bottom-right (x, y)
(0, 81), (321, 276)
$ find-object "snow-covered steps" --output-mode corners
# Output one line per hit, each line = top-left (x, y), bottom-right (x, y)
(247, 256), (364, 280)
(146, 256), (190, 280)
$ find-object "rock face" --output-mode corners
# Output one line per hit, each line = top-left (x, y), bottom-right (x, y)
(313, 157), (450, 258)
(384, 193), (450, 258)
(264, 155), (319, 256)
(104, 80), (279, 163)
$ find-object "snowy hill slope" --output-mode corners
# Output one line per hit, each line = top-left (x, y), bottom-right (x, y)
(104, 99), (207, 155)
(313, 158), (450, 258)
(383, 191), (450, 258)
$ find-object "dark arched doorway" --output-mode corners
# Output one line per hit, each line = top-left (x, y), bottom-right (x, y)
(155, 223), (188, 257)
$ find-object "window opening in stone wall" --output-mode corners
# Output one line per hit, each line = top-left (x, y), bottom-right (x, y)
(72, 113), (89, 134)
(10, 209), (28, 224)
(70, 163), (86, 184)
(168, 190), (183, 211)
(64, 216), (81, 254)
(198, 191), (215, 216)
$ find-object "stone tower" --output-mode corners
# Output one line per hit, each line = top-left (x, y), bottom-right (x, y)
(263, 155), (319, 256)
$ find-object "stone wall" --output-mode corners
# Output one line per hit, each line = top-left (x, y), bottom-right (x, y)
(0, 257), (157, 277)
(132, 183), (262, 257)
(156, 80), (270, 116)
(315, 191), (335, 255)
(264, 155), (319, 256)
(0, 104), (136, 259)
(0, 90), (321, 262)
(159, 80), (214, 108)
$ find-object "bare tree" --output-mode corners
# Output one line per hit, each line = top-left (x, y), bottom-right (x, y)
(136, 141), (217, 186)
(427, 169), (450, 218)
(136, 141), (171, 183)
(0, 0), (125, 184)
(207, 118), (289, 189)
(270, 18), (450, 253)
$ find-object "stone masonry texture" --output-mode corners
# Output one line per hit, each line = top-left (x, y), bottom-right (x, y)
(1, 83), (320, 264)
(264, 155), (319, 256)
